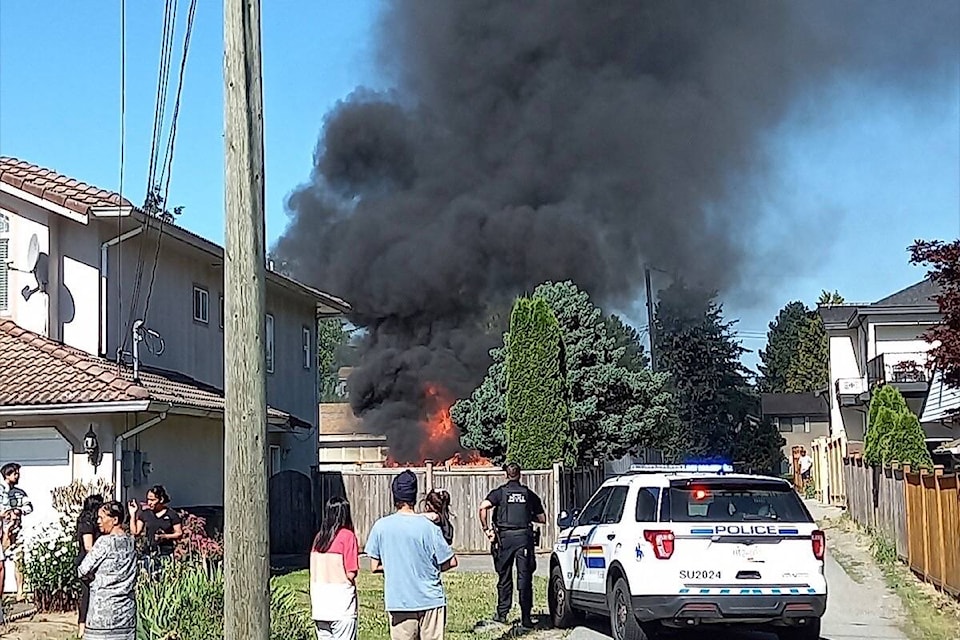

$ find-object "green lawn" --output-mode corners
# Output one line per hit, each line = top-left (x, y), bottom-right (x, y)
(275, 569), (549, 640)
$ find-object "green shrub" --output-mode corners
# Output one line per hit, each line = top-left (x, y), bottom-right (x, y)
(20, 519), (82, 611)
(136, 563), (312, 640)
(505, 296), (573, 469)
(864, 384), (933, 468)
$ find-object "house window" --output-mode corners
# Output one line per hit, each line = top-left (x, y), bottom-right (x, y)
(0, 212), (9, 313)
(193, 286), (209, 323)
(265, 313), (275, 373)
(302, 326), (311, 369)
(219, 295), (225, 329)
(269, 445), (281, 476)
(778, 417), (808, 433)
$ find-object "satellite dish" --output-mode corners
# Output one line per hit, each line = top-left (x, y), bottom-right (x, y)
(27, 235), (39, 271)
(20, 234), (48, 301)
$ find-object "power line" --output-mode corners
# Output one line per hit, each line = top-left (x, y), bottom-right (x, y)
(121, 0), (181, 355)
(115, 0), (126, 366)
(142, 0), (198, 324)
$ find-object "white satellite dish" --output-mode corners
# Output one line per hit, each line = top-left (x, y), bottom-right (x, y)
(27, 234), (39, 271)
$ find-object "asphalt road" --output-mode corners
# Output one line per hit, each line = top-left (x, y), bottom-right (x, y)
(457, 501), (907, 640)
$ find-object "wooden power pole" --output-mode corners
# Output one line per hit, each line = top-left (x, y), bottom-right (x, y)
(644, 264), (657, 372)
(223, 0), (269, 638)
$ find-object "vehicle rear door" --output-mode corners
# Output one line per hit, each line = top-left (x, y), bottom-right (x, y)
(664, 478), (822, 595)
(568, 486), (612, 598)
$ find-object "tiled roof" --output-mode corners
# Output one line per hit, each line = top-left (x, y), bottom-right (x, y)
(0, 320), (148, 404)
(0, 320), (301, 425)
(0, 157), (132, 216)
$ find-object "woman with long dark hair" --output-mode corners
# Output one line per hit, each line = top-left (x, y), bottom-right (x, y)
(127, 484), (182, 577)
(309, 496), (359, 640)
(76, 494), (104, 637)
(78, 501), (137, 640)
(422, 489), (454, 545)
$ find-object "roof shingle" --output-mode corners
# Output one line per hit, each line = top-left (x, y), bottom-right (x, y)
(0, 320), (301, 425)
(0, 157), (133, 216)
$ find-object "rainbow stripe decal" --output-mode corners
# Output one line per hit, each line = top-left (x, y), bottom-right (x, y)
(582, 545), (606, 569)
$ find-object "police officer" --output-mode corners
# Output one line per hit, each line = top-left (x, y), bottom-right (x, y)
(478, 462), (546, 627)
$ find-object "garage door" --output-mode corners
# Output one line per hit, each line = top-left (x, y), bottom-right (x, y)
(0, 427), (72, 593)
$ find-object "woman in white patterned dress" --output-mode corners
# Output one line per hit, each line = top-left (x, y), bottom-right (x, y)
(78, 501), (138, 640)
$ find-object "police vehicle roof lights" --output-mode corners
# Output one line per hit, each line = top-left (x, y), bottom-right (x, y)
(626, 463), (734, 474)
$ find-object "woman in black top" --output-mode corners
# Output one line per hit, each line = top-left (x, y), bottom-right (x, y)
(76, 494), (104, 637)
(127, 485), (183, 576)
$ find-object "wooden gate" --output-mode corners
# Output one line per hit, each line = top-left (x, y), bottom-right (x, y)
(269, 470), (315, 555)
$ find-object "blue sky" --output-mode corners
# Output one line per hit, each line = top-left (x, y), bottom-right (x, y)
(1, 2), (958, 369)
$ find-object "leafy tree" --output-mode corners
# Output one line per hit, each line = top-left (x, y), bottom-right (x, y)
(453, 281), (678, 464)
(733, 416), (786, 476)
(759, 301), (809, 392)
(605, 314), (649, 372)
(785, 314), (829, 393)
(655, 282), (782, 472)
(505, 297), (572, 468)
(910, 240), (960, 388)
(865, 384), (933, 468)
(818, 290), (845, 306)
(317, 318), (351, 402)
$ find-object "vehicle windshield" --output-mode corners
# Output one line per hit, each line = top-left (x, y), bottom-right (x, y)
(668, 482), (812, 523)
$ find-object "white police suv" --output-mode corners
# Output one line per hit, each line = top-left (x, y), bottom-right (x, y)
(548, 464), (826, 640)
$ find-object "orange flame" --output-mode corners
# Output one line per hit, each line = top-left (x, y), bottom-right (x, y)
(383, 383), (492, 468)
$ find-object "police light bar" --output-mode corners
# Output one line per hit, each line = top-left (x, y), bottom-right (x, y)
(627, 463), (734, 474)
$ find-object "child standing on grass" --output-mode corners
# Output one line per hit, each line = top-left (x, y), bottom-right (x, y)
(310, 496), (360, 640)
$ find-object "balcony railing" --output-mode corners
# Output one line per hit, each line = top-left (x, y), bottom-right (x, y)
(866, 352), (932, 388)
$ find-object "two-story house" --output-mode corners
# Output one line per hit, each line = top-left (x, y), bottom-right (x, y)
(0, 157), (349, 540)
(818, 279), (954, 447)
(760, 392), (831, 473)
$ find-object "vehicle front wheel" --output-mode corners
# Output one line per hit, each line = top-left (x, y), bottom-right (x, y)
(548, 565), (579, 628)
(777, 617), (822, 640)
(609, 577), (648, 640)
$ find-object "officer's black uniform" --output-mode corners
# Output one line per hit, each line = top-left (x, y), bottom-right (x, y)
(486, 479), (546, 622)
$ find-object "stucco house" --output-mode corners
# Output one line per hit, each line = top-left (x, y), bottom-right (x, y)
(818, 279), (955, 447)
(0, 157), (349, 552)
(760, 392), (830, 474)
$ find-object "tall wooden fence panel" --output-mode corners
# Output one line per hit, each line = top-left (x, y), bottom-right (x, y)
(845, 460), (960, 600)
(309, 464), (603, 554)
(269, 470), (316, 555)
(903, 466), (960, 598)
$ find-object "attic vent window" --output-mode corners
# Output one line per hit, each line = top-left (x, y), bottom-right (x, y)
(193, 286), (209, 324)
(0, 212), (9, 313)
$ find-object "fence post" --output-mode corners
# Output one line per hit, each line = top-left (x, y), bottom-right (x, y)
(552, 461), (562, 546)
(934, 465), (947, 588)
(902, 464), (912, 569)
(920, 467), (930, 583)
(425, 460), (434, 492)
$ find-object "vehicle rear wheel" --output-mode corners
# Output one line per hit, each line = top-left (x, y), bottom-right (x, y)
(609, 577), (648, 640)
(548, 565), (579, 628)
(777, 617), (822, 640)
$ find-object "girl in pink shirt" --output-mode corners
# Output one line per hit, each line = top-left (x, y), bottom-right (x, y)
(310, 497), (360, 640)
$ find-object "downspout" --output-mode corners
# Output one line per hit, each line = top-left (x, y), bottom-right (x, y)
(100, 227), (144, 357)
(114, 412), (167, 501)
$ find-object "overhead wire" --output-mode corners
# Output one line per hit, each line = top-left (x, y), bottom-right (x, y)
(115, 0), (127, 366)
(142, 0), (198, 325)
(121, 0), (179, 355)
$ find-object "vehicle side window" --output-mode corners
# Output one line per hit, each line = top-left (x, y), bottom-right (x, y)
(600, 486), (629, 524)
(578, 487), (612, 526)
(658, 489), (671, 522)
(634, 487), (659, 522)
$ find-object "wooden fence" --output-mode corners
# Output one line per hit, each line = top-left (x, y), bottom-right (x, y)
(811, 434), (854, 506)
(269, 462), (605, 555)
(843, 457), (960, 599)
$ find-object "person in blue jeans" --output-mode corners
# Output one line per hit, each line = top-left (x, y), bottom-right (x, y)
(365, 471), (458, 640)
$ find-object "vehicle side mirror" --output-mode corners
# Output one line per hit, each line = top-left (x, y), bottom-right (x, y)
(557, 509), (578, 529)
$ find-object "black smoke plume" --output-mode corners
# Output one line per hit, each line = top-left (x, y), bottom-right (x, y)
(275, 0), (959, 461)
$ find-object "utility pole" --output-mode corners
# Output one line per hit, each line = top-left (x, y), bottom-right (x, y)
(644, 265), (657, 372)
(223, 0), (269, 638)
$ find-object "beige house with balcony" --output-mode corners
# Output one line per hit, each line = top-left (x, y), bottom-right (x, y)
(818, 279), (955, 447)
(0, 157), (349, 576)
